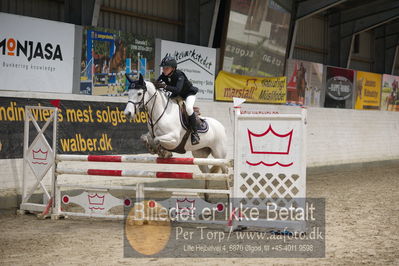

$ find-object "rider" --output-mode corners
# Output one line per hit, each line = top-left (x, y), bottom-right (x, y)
(154, 55), (200, 145)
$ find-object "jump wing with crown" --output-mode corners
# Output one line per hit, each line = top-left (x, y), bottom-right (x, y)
(248, 125), (293, 154)
(246, 124), (294, 167)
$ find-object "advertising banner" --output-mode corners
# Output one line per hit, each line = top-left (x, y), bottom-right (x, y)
(285, 59), (323, 106)
(139, 58), (147, 77)
(0, 97), (148, 159)
(381, 74), (398, 111)
(215, 70), (286, 104)
(80, 26), (154, 96)
(0, 12), (75, 93)
(323, 66), (354, 109)
(157, 40), (216, 100)
(355, 71), (381, 110)
(222, 0), (291, 77)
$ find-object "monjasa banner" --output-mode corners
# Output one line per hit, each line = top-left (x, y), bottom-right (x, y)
(0, 13), (75, 93)
(0, 97), (148, 159)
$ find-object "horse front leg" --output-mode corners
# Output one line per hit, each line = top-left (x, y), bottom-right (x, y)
(140, 132), (158, 155)
(154, 133), (180, 158)
(141, 132), (175, 158)
(154, 133), (179, 149)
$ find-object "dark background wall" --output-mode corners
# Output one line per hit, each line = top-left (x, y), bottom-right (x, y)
(1, 0), (399, 75)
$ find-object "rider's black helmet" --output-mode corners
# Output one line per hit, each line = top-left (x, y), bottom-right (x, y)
(160, 55), (177, 68)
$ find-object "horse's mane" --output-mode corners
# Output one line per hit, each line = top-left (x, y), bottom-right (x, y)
(144, 80), (156, 91)
(143, 80), (169, 103)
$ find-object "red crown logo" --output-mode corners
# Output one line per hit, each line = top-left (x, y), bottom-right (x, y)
(32, 149), (48, 160)
(247, 125), (293, 154)
(176, 198), (195, 215)
(88, 193), (105, 205)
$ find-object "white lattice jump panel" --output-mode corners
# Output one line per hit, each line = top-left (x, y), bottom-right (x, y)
(233, 109), (307, 230)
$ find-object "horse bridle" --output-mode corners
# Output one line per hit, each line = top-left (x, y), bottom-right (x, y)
(127, 85), (147, 114)
(127, 84), (171, 137)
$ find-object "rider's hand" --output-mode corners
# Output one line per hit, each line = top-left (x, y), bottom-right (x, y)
(154, 81), (167, 90)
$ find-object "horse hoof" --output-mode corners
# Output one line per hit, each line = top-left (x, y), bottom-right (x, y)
(144, 143), (156, 154)
(164, 151), (173, 158)
(157, 148), (172, 158)
(140, 134), (148, 142)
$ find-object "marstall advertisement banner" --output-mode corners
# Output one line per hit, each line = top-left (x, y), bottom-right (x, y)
(215, 70), (286, 104)
(157, 40), (216, 100)
(80, 26), (154, 96)
(381, 74), (399, 111)
(0, 12), (75, 93)
(324, 66), (354, 109)
(0, 97), (148, 159)
(285, 59), (323, 106)
(355, 71), (381, 110)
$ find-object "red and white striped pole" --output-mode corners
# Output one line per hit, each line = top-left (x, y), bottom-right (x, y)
(56, 166), (230, 181)
(56, 154), (233, 167)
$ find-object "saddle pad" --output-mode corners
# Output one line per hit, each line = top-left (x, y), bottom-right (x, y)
(196, 118), (209, 133)
(179, 112), (209, 133)
(175, 106), (208, 134)
(174, 97), (209, 133)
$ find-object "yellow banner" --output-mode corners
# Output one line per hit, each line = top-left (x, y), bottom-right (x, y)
(215, 71), (286, 104)
(355, 71), (382, 110)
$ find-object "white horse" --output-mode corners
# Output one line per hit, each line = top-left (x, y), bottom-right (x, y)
(123, 74), (228, 195)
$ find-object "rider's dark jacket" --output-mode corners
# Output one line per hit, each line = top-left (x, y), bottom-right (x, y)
(157, 69), (198, 99)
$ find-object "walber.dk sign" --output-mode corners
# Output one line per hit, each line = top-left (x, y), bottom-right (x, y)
(156, 39), (216, 100)
(0, 12), (75, 93)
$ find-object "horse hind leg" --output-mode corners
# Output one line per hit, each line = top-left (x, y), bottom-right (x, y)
(204, 145), (229, 202)
(208, 145), (229, 203)
(192, 147), (212, 172)
(192, 148), (212, 201)
(210, 144), (228, 173)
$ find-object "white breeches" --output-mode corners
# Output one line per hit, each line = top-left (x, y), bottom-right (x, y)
(185, 95), (196, 116)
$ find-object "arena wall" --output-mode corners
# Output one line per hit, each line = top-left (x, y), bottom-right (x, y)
(1, 91), (399, 208)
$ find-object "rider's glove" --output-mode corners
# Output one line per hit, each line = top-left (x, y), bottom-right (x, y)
(154, 81), (167, 90)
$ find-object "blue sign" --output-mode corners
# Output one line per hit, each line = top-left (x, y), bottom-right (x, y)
(139, 58), (147, 77)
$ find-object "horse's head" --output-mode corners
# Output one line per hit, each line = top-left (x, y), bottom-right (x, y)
(114, 39), (126, 58)
(124, 73), (147, 120)
(392, 80), (398, 90)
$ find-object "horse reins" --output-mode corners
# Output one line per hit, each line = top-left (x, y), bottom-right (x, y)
(128, 86), (171, 138)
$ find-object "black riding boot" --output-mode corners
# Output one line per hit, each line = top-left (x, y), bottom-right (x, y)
(189, 113), (200, 145)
